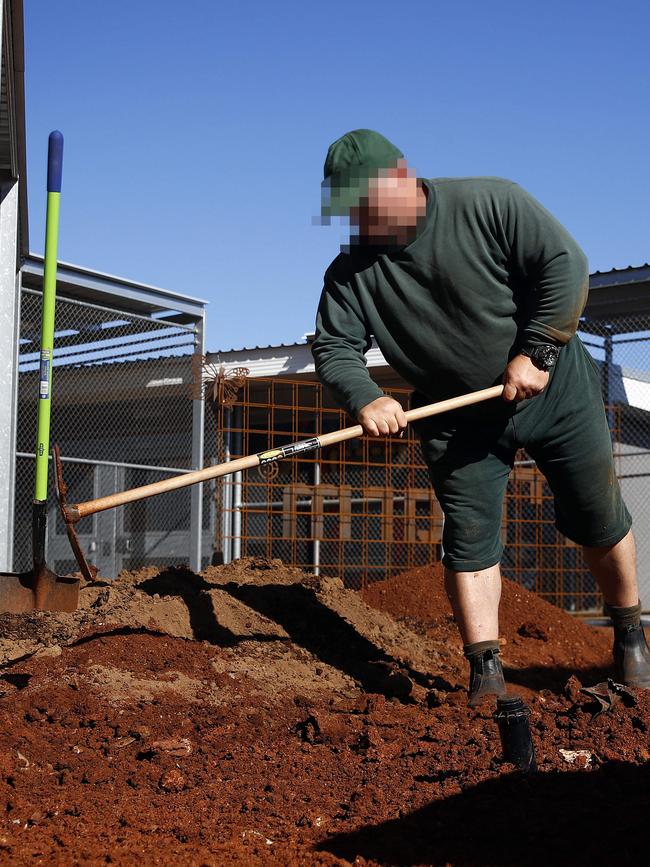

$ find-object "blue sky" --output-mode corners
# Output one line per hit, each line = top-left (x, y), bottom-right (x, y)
(25, 0), (650, 351)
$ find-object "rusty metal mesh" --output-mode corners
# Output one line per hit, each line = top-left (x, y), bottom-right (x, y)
(211, 353), (648, 611)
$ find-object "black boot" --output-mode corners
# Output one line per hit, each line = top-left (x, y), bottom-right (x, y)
(464, 640), (507, 707)
(607, 601), (650, 689)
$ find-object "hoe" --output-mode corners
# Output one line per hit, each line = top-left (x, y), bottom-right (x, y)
(54, 384), (504, 586)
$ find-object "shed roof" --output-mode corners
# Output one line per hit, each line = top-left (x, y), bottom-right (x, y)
(22, 255), (207, 323)
(0, 0), (28, 254)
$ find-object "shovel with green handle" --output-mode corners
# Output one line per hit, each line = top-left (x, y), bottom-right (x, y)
(0, 131), (80, 613)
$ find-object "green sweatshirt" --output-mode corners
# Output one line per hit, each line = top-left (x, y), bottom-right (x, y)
(312, 177), (589, 418)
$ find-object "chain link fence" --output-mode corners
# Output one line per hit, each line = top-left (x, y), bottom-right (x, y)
(14, 288), (203, 576)
(577, 313), (650, 608)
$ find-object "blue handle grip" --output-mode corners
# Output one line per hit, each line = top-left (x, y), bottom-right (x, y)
(47, 130), (64, 192)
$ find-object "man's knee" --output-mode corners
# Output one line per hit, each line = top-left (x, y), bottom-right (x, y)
(581, 527), (635, 554)
(441, 549), (503, 573)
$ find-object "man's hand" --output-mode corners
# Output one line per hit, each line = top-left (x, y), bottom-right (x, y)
(358, 396), (408, 437)
(502, 354), (549, 402)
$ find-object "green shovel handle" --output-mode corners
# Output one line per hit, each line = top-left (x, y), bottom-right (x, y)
(34, 131), (63, 503)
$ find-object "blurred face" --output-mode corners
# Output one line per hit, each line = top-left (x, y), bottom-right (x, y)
(349, 159), (427, 245)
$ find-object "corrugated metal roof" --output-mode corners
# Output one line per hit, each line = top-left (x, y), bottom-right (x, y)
(215, 339), (310, 354)
(592, 263), (650, 275)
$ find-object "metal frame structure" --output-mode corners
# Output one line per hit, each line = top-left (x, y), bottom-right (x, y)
(15, 258), (207, 573)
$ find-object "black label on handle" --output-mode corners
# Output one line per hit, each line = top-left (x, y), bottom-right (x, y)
(257, 438), (320, 465)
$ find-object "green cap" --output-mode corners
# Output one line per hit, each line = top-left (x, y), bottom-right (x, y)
(321, 129), (404, 218)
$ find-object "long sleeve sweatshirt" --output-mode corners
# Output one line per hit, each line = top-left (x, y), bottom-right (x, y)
(312, 177), (589, 417)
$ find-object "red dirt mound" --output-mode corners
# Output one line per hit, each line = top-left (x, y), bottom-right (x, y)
(362, 563), (613, 696)
(0, 558), (648, 866)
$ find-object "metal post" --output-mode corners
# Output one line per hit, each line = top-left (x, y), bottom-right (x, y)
(232, 469), (242, 560)
(221, 408), (232, 564)
(114, 464), (128, 571)
(0, 180), (20, 571)
(207, 459), (218, 563)
(231, 405), (242, 560)
(604, 328), (614, 436)
(95, 463), (119, 577)
(189, 313), (205, 572)
(312, 459), (321, 575)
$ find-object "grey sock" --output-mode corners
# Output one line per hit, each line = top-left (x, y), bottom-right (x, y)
(605, 600), (642, 629)
(463, 639), (500, 658)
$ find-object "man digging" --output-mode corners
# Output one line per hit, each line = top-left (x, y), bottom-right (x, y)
(312, 128), (650, 705)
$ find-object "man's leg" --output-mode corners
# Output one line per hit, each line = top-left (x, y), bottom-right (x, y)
(416, 415), (516, 705)
(521, 339), (646, 685)
(530, 452), (649, 686)
(582, 528), (637, 607)
(444, 564), (506, 705)
(444, 563), (501, 644)
(583, 530), (649, 687)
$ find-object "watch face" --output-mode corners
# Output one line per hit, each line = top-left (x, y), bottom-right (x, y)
(532, 346), (559, 370)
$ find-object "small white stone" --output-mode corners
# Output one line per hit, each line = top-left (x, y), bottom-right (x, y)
(559, 748), (592, 764)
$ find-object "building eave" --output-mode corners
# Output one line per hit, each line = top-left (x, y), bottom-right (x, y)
(23, 254), (208, 321)
(586, 264), (650, 323)
(1, 0), (28, 256)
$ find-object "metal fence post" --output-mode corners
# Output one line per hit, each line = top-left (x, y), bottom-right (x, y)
(189, 313), (205, 572)
(312, 459), (321, 575)
(231, 405), (243, 561)
(95, 463), (118, 577)
(604, 327), (614, 434)
(221, 407), (233, 564)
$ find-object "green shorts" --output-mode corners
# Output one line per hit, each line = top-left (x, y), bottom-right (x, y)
(413, 337), (632, 572)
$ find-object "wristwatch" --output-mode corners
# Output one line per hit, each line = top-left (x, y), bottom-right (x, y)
(521, 344), (560, 371)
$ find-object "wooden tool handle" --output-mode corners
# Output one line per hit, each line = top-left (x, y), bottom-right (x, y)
(68, 384), (504, 521)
